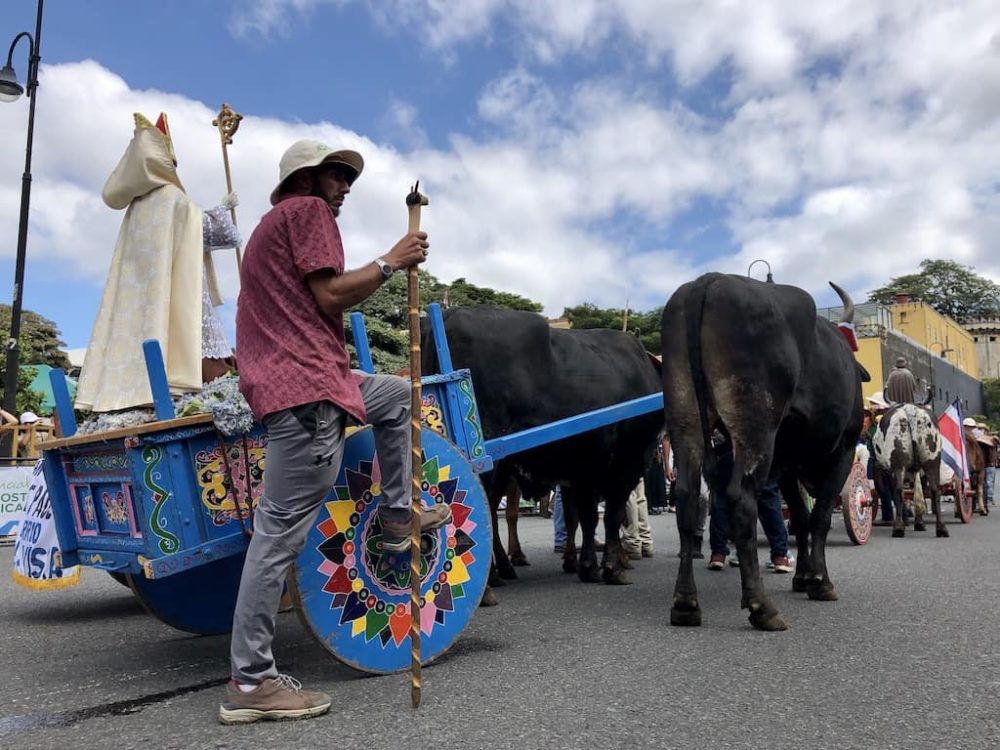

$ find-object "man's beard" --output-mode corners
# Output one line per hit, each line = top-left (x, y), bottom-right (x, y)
(311, 184), (340, 217)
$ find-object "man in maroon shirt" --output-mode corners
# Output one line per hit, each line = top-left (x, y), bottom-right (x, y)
(221, 140), (451, 725)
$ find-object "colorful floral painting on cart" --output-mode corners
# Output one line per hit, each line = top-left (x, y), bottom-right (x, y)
(309, 450), (480, 648)
(194, 436), (268, 527)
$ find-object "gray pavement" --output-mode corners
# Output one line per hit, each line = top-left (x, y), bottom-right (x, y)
(1, 506), (998, 750)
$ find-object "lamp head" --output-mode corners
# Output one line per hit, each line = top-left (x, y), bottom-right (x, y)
(0, 63), (24, 102)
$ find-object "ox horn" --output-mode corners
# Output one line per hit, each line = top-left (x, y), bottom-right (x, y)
(830, 282), (855, 323)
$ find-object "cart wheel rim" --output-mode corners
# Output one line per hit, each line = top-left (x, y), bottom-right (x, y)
(957, 482), (973, 523)
(291, 426), (492, 674)
(840, 461), (872, 545)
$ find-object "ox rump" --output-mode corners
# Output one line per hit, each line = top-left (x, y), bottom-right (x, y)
(421, 305), (663, 595)
(872, 402), (947, 537)
(661, 273), (869, 631)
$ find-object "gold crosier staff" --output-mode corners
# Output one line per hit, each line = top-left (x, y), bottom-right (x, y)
(405, 182), (429, 708)
(212, 103), (244, 271)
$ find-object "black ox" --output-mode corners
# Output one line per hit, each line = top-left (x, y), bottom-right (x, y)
(661, 273), (869, 631)
(421, 306), (662, 598)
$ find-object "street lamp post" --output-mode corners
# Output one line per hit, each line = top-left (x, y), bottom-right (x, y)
(0, 0), (44, 416)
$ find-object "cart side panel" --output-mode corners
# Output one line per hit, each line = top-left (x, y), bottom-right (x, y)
(177, 428), (267, 538)
(42, 420), (265, 578)
(420, 369), (492, 474)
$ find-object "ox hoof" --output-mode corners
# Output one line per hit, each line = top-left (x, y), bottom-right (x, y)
(487, 570), (507, 588)
(562, 557), (578, 574)
(510, 551), (530, 567)
(936, 526), (950, 538)
(749, 610), (788, 632)
(913, 521), (926, 532)
(498, 565), (518, 580)
(806, 583), (838, 602)
(480, 587), (499, 607)
(577, 563), (601, 584)
(792, 577), (808, 593)
(892, 528), (905, 538)
(601, 567), (631, 586)
(670, 601), (702, 627)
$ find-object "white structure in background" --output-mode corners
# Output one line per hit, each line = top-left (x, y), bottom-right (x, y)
(964, 319), (1000, 380)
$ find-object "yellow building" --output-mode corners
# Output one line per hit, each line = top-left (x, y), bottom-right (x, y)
(888, 300), (978, 378)
(855, 337), (884, 398)
(817, 298), (983, 415)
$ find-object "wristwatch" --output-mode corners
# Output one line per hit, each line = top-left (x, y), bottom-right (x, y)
(374, 258), (394, 280)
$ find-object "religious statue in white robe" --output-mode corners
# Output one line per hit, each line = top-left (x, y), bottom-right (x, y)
(75, 113), (203, 412)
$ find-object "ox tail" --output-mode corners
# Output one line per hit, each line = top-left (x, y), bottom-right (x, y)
(683, 273), (723, 483)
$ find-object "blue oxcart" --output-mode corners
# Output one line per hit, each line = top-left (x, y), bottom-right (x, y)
(42, 304), (663, 674)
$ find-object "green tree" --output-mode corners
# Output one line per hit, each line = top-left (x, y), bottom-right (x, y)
(424, 277), (542, 312)
(982, 378), (1000, 432)
(563, 303), (625, 330)
(0, 307), (68, 413)
(867, 259), (1000, 322)
(0, 306), (70, 368)
(562, 303), (664, 355)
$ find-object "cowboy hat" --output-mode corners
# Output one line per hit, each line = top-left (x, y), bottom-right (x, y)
(867, 391), (888, 409)
(269, 139), (364, 206)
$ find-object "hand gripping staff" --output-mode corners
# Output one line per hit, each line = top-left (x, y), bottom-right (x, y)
(406, 182), (429, 708)
(212, 103), (244, 272)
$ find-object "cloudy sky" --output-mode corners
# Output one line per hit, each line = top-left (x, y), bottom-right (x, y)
(1, 0), (998, 351)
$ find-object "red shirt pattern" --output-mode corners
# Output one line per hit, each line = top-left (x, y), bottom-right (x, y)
(236, 195), (366, 422)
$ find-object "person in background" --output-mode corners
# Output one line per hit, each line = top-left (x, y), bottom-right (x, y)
(706, 431), (792, 573)
(0, 409), (45, 459)
(884, 356), (918, 404)
(978, 424), (996, 508)
(867, 393), (895, 523)
(622, 437), (663, 559)
(552, 484), (567, 553)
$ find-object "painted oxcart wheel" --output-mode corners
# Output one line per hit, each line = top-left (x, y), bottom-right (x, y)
(290, 425), (491, 674)
(840, 461), (873, 545)
(126, 551), (246, 635)
(955, 480), (973, 524)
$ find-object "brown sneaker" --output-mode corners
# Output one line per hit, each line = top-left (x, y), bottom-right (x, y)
(770, 555), (792, 574)
(707, 553), (726, 571)
(380, 503), (453, 553)
(218, 675), (331, 725)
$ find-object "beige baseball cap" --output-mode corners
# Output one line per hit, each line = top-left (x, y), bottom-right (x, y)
(270, 139), (364, 205)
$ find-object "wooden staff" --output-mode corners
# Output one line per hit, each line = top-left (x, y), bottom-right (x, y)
(406, 181), (428, 708)
(212, 103), (244, 271)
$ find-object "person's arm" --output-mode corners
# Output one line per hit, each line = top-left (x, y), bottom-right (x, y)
(307, 231), (428, 316)
(0, 409), (17, 426)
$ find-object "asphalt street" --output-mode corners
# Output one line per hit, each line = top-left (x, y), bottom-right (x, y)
(2, 506), (998, 750)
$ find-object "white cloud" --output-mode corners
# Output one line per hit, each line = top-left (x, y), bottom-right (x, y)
(6, 0), (1000, 345)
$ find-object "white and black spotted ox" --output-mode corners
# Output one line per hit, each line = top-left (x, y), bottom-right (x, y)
(661, 274), (869, 632)
(872, 403), (947, 538)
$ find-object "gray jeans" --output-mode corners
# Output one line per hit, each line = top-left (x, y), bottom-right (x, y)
(230, 373), (411, 683)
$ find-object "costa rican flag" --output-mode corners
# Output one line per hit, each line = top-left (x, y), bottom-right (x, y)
(938, 399), (969, 486)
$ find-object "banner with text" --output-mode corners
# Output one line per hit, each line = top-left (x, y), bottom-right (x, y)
(11, 461), (81, 589)
(0, 464), (34, 538)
